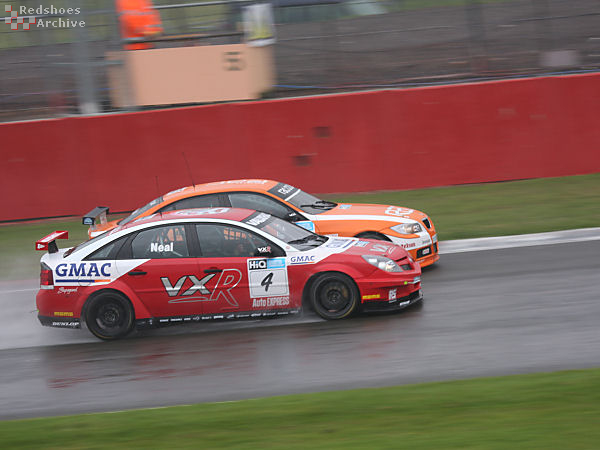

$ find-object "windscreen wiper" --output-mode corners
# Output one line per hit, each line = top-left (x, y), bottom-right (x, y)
(288, 235), (328, 245)
(300, 200), (337, 209)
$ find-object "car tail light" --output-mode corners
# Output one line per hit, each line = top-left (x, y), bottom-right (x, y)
(40, 262), (54, 289)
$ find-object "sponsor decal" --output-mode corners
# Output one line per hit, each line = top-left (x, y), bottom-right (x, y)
(295, 221), (315, 232)
(398, 300), (411, 307)
(354, 241), (368, 247)
(245, 212), (270, 227)
(248, 258), (286, 270)
(289, 255), (316, 265)
(370, 243), (391, 253)
(54, 311), (74, 317)
(55, 262), (111, 281)
(401, 242), (416, 249)
(172, 208), (229, 216)
(251, 296), (290, 307)
(161, 269), (242, 307)
(325, 238), (354, 249)
(278, 184), (294, 196)
(165, 187), (188, 196)
(385, 206), (414, 217)
(432, 234), (438, 243)
(362, 294), (381, 300)
(214, 179), (269, 185)
(51, 321), (79, 328)
(388, 289), (397, 301)
(338, 204), (352, 210)
(268, 182), (298, 200)
(57, 287), (78, 294)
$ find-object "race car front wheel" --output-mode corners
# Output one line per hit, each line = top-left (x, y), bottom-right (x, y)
(310, 273), (359, 320)
(84, 291), (134, 340)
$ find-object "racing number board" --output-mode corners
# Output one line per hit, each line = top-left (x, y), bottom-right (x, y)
(247, 257), (290, 308)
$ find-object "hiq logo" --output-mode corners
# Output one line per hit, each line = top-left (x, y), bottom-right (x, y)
(4, 5), (36, 30)
(248, 258), (286, 270)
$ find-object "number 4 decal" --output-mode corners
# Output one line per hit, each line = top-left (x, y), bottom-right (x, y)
(247, 258), (289, 298)
(261, 272), (274, 292)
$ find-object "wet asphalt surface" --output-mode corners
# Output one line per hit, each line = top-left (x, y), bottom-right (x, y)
(1, 240), (599, 420)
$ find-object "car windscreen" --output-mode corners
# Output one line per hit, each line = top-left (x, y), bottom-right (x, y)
(267, 183), (337, 214)
(120, 196), (163, 225)
(243, 212), (327, 251)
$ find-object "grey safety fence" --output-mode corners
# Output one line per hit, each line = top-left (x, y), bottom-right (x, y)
(1, 0), (599, 122)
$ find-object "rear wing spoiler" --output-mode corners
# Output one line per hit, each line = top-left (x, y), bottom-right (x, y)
(83, 206), (109, 233)
(36, 231), (69, 253)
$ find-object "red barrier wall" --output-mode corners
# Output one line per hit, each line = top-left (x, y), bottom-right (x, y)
(2, 73), (600, 222)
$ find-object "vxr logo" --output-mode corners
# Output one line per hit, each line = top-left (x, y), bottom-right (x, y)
(161, 269), (242, 307)
(5, 5), (36, 30)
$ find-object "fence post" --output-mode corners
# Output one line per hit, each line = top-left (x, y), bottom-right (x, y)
(464, 0), (488, 74)
(70, 0), (99, 114)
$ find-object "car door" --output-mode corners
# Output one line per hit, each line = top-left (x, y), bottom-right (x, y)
(194, 222), (289, 315)
(117, 223), (204, 319)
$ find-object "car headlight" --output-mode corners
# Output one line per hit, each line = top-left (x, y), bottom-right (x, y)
(362, 255), (403, 272)
(390, 223), (422, 235)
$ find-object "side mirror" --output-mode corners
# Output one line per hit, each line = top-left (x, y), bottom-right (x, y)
(284, 211), (300, 222)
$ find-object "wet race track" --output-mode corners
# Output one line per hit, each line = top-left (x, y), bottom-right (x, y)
(1, 237), (599, 420)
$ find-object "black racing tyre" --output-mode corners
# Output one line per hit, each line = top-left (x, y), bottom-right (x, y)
(309, 273), (359, 320)
(355, 232), (390, 241)
(84, 291), (134, 340)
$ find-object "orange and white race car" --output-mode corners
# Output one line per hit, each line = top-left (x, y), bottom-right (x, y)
(84, 180), (439, 266)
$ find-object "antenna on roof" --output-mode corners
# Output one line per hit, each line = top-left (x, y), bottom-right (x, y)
(155, 176), (162, 218)
(182, 152), (196, 187)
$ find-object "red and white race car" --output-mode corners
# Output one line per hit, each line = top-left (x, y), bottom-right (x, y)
(37, 208), (422, 340)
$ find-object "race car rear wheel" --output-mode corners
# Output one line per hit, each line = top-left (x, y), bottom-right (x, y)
(84, 291), (134, 340)
(310, 273), (358, 320)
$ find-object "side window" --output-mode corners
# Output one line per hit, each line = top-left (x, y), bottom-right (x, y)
(196, 224), (273, 258)
(131, 225), (189, 259)
(85, 236), (128, 261)
(228, 193), (292, 219)
(159, 194), (224, 213)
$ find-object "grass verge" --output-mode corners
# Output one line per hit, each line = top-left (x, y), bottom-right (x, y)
(326, 174), (600, 240)
(1, 174), (599, 281)
(1, 368), (599, 449)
